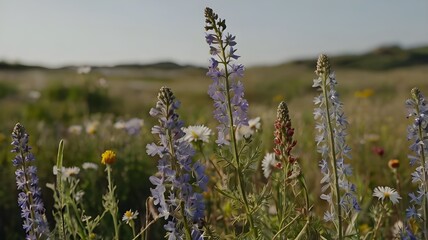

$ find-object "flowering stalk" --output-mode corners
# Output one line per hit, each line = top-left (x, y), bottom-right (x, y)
(204, 7), (256, 237)
(147, 87), (206, 239)
(11, 123), (50, 239)
(406, 88), (428, 239)
(313, 54), (360, 239)
(101, 150), (120, 240)
(272, 101), (310, 238)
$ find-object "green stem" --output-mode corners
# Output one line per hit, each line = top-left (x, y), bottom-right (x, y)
(56, 140), (66, 240)
(272, 214), (301, 240)
(321, 72), (343, 239)
(107, 165), (120, 240)
(370, 207), (384, 240)
(132, 217), (160, 240)
(299, 174), (311, 239)
(131, 221), (136, 238)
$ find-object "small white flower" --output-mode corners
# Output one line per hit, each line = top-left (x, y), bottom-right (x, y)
(236, 117), (261, 140)
(63, 167), (80, 178)
(114, 120), (126, 130)
(182, 125), (212, 143)
(68, 125), (83, 135)
(261, 153), (282, 178)
(74, 190), (85, 202)
(85, 121), (99, 135)
(122, 209), (139, 225)
(53, 166), (80, 179)
(373, 186), (401, 204)
(82, 162), (98, 170)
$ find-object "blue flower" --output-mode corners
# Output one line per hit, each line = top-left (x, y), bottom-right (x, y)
(147, 87), (206, 238)
(406, 88), (428, 232)
(11, 123), (50, 238)
(313, 55), (360, 227)
(204, 7), (249, 146)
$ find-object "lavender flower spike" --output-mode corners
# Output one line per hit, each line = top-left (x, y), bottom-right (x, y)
(11, 123), (50, 239)
(405, 88), (428, 239)
(147, 87), (206, 239)
(313, 55), (359, 239)
(204, 7), (249, 146)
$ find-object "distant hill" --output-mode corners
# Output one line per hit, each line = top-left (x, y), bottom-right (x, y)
(291, 45), (428, 70)
(0, 62), (47, 70)
(1, 45), (428, 71)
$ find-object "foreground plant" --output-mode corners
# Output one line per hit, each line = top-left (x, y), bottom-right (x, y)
(262, 101), (312, 239)
(313, 54), (360, 239)
(204, 7), (260, 238)
(101, 150), (121, 240)
(370, 186), (401, 239)
(11, 123), (50, 239)
(406, 87), (428, 239)
(147, 87), (207, 239)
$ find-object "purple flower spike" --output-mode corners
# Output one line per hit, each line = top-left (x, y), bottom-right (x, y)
(11, 123), (50, 239)
(147, 87), (206, 239)
(313, 55), (359, 228)
(405, 88), (428, 237)
(204, 7), (249, 146)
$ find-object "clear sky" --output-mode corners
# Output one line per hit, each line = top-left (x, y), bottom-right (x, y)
(0, 1), (427, 67)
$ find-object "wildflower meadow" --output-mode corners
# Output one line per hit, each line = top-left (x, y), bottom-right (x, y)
(2, 7), (428, 240)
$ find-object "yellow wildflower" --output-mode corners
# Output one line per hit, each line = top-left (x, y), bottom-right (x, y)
(101, 150), (116, 165)
(354, 88), (374, 99)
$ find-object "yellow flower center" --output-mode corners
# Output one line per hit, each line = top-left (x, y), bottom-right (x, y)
(101, 150), (116, 165)
(125, 210), (133, 218)
(191, 131), (199, 140)
(384, 192), (391, 198)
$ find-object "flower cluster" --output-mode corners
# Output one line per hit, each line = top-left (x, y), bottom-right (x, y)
(11, 123), (50, 239)
(274, 102), (297, 164)
(405, 88), (428, 224)
(204, 7), (249, 145)
(147, 87), (207, 239)
(262, 102), (299, 179)
(313, 54), (360, 224)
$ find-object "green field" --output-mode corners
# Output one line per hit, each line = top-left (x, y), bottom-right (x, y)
(1, 45), (427, 239)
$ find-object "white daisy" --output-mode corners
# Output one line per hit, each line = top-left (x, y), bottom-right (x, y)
(236, 117), (261, 140)
(122, 209), (139, 225)
(82, 162), (99, 170)
(261, 153), (282, 178)
(63, 166), (80, 178)
(53, 166), (80, 179)
(182, 125), (212, 143)
(373, 186), (401, 204)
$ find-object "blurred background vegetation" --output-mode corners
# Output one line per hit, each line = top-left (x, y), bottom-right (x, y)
(0, 45), (427, 239)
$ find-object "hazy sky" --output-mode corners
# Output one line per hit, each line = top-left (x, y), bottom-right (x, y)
(1, 1), (427, 67)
